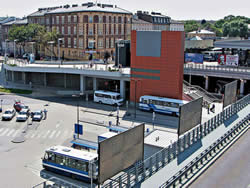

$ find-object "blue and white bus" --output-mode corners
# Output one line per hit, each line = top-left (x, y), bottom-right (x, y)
(139, 95), (188, 116)
(42, 145), (98, 182)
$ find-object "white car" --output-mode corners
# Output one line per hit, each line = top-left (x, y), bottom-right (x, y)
(16, 109), (30, 122)
(32, 110), (43, 121)
(2, 109), (16, 121)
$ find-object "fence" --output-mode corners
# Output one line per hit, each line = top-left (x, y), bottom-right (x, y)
(184, 64), (250, 74)
(102, 94), (250, 188)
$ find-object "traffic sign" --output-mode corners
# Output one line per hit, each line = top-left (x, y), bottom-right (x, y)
(74, 124), (83, 135)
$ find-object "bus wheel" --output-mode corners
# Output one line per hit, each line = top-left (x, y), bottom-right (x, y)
(172, 112), (177, 117)
(99, 101), (102, 104)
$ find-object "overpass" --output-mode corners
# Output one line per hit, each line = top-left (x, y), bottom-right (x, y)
(184, 64), (250, 95)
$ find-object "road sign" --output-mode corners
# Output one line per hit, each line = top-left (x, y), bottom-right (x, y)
(74, 124), (83, 135)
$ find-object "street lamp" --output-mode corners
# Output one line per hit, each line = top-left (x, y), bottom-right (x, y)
(57, 38), (63, 62)
(4, 39), (9, 63)
(13, 39), (18, 63)
(48, 41), (55, 62)
(116, 106), (120, 126)
(72, 93), (84, 139)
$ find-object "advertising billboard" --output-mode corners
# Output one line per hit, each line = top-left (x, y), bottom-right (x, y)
(178, 98), (203, 136)
(218, 54), (239, 66)
(98, 123), (145, 184)
(223, 80), (237, 108)
(185, 53), (204, 63)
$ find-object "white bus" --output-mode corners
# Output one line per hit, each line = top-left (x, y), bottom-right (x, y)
(94, 90), (123, 106)
(139, 95), (188, 116)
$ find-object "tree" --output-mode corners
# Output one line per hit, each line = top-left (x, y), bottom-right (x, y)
(184, 20), (200, 33)
(201, 19), (206, 25)
(223, 20), (248, 38)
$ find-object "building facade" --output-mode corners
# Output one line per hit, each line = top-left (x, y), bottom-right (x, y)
(132, 15), (153, 31)
(28, 3), (132, 60)
(130, 30), (184, 102)
(187, 29), (216, 39)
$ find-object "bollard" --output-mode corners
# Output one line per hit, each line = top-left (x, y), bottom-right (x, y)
(127, 171), (131, 187)
(187, 132), (191, 147)
(119, 176), (122, 188)
(167, 146), (171, 163)
(173, 142), (177, 159)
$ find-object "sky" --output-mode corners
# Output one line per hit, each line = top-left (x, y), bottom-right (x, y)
(0, 0), (249, 20)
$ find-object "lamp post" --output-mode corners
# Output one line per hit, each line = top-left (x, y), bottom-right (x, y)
(116, 106), (119, 126)
(134, 80), (137, 119)
(48, 41), (55, 62)
(13, 39), (18, 63)
(57, 38), (63, 62)
(4, 39), (9, 63)
(152, 112), (155, 130)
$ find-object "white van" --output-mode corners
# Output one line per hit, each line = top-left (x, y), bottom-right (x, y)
(94, 90), (123, 106)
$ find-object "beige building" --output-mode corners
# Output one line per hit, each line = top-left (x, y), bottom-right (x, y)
(28, 3), (132, 60)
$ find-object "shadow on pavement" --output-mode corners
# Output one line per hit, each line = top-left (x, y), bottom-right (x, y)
(177, 139), (203, 165)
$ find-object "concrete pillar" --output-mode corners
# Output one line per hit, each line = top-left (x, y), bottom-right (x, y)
(11, 71), (14, 82)
(80, 75), (86, 93)
(44, 73), (47, 87)
(240, 79), (245, 95)
(64, 74), (67, 88)
(93, 77), (97, 91)
(120, 80), (126, 99)
(205, 76), (209, 90)
(22, 72), (26, 84)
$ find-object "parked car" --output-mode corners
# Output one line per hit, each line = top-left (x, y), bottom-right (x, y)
(13, 101), (29, 112)
(16, 109), (30, 122)
(2, 109), (16, 121)
(32, 110), (43, 121)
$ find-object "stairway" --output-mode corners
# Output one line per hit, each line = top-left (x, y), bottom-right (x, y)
(183, 80), (222, 107)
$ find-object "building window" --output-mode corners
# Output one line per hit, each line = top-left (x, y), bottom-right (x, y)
(62, 27), (64, 35)
(111, 16), (114, 23)
(88, 26), (93, 35)
(110, 38), (114, 48)
(79, 26), (83, 35)
(79, 38), (83, 49)
(121, 25), (124, 35)
(56, 26), (59, 34)
(52, 17), (55, 24)
(68, 16), (71, 23)
(106, 39), (109, 48)
(89, 16), (93, 23)
(98, 25), (103, 35)
(116, 25), (118, 35)
(56, 16), (59, 24)
(121, 17), (123, 24)
(88, 41), (94, 49)
(98, 39), (103, 48)
(73, 15), (77, 23)
(74, 38), (77, 48)
(61, 38), (65, 47)
(99, 16), (102, 23)
(74, 26), (77, 35)
(46, 18), (49, 25)
(68, 38), (71, 48)
(68, 26), (71, 35)
(106, 25), (109, 35)
(62, 16), (65, 24)
(46, 26), (50, 32)
(111, 25), (114, 35)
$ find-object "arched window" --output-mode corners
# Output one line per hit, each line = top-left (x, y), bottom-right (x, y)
(83, 15), (88, 23)
(94, 15), (99, 23)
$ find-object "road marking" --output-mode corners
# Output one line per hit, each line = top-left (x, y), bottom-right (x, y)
(55, 131), (61, 138)
(42, 130), (51, 138)
(0, 128), (4, 134)
(49, 130), (57, 139)
(30, 132), (37, 138)
(0, 128), (9, 136)
(6, 129), (15, 137)
(62, 130), (69, 138)
(11, 130), (20, 137)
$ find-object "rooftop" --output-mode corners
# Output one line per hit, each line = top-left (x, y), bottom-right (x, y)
(132, 18), (152, 24)
(189, 29), (215, 34)
(3, 19), (28, 26)
(144, 130), (178, 148)
(46, 4), (132, 15)
(28, 7), (59, 17)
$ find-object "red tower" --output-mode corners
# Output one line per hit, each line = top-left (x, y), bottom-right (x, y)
(130, 30), (184, 102)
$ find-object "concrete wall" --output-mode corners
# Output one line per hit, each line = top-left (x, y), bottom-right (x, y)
(66, 74), (80, 90)
(47, 73), (64, 87)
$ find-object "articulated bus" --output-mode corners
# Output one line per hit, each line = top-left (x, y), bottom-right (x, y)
(42, 145), (98, 182)
(139, 95), (188, 116)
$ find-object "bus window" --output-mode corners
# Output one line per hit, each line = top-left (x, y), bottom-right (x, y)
(171, 103), (179, 108)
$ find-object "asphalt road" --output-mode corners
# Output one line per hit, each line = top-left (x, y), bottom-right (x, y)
(190, 129), (250, 188)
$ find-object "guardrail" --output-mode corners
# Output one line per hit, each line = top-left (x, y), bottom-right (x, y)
(160, 114), (250, 188)
(102, 94), (250, 188)
(184, 64), (250, 73)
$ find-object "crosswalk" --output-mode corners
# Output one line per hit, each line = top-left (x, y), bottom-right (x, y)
(0, 127), (73, 140)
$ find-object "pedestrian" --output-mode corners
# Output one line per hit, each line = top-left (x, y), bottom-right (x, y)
(207, 103), (210, 114)
(210, 104), (215, 113)
(44, 109), (48, 120)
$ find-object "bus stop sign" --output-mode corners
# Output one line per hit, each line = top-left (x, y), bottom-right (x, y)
(74, 124), (83, 135)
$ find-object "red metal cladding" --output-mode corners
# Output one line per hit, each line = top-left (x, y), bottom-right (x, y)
(130, 30), (184, 102)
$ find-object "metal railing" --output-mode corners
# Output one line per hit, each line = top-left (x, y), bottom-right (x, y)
(183, 80), (222, 104)
(102, 94), (250, 188)
(184, 64), (250, 73)
(160, 114), (250, 188)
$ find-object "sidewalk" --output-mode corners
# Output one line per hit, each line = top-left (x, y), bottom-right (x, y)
(141, 104), (250, 187)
